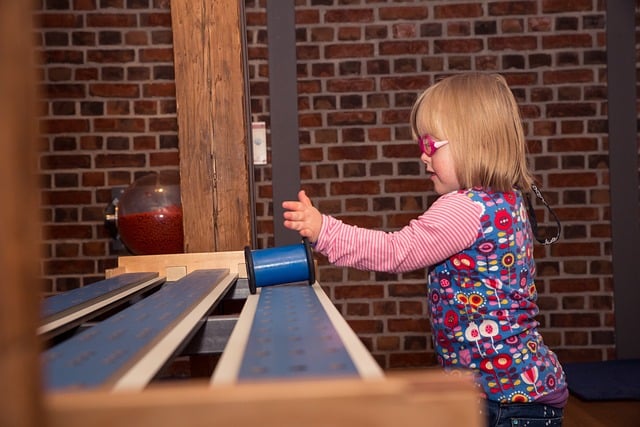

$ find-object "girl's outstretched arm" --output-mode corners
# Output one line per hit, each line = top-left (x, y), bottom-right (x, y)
(282, 190), (323, 243)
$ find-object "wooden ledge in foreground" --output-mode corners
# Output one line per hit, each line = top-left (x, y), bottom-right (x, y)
(46, 370), (482, 427)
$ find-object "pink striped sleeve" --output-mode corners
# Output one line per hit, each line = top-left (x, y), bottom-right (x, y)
(314, 191), (482, 273)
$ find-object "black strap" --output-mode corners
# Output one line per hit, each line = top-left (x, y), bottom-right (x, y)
(525, 184), (561, 245)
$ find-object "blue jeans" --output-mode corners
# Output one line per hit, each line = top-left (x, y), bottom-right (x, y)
(484, 400), (564, 427)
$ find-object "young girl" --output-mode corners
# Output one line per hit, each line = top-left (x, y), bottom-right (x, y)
(282, 73), (567, 426)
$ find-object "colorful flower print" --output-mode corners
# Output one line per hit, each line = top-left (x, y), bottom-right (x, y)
(451, 253), (475, 270)
(504, 192), (517, 205)
(469, 293), (485, 309)
(493, 353), (513, 370)
(501, 252), (515, 268)
(428, 188), (566, 403)
(494, 209), (513, 231)
(430, 289), (440, 305)
(545, 373), (557, 390)
(477, 238), (497, 255)
(444, 310), (459, 329)
(507, 392), (531, 403)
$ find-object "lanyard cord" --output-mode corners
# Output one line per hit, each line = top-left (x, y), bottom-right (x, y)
(525, 184), (562, 245)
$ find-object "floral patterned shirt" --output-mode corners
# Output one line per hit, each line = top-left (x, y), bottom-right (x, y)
(315, 187), (568, 405)
(428, 188), (567, 404)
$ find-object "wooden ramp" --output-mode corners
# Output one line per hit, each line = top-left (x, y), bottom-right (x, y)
(39, 272), (164, 341)
(42, 252), (483, 426)
(213, 283), (383, 384)
(43, 269), (236, 391)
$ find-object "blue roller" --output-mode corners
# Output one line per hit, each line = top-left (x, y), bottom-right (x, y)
(244, 238), (315, 294)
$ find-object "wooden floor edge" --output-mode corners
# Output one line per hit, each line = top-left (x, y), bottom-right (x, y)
(46, 371), (482, 427)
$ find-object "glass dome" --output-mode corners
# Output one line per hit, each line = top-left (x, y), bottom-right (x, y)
(115, 171), (184, 255)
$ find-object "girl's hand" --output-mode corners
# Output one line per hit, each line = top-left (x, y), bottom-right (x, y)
(282, 190), (323, 243)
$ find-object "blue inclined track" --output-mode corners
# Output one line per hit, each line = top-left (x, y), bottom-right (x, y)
(41, 272), (159, 321)
(43, 269), (229, 390)
(238, 284), (358, 381)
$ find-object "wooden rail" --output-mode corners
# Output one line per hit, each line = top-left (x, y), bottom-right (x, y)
(42, 252), (482, 426)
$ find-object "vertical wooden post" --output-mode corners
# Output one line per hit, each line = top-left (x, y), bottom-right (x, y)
(171, 0), (253, 252)
(0, 1), (44, 426)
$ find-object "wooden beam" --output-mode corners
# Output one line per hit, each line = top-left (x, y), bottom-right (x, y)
(0, 1), (44, 426)
(46, 371), (482, 427)
(171, 0), (252, 252)
(105, 251), (247, 281)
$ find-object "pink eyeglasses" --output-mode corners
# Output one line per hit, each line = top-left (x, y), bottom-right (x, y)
(418, 134), (449, 156)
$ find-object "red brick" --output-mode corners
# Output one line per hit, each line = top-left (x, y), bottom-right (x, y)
(296, 9), (319, 25)
(149, 117), (177, 131)
(94, 118), (145, 132)
(87, 49), (136, 63)
(89, 83), (139, 97)
(542, 0), (593, 13)
(326, 78), (375, 92)
(346, 319), (383, 334)
(140, 12), (171, 27)
(488, 35), (537, 50)
(95, 153), (146, 168)
(380, 6), (428, 20)
(324, 9), (374, 23)
(551, 313), (601, 328)
(376, 336), (400, 351)
(86, 13), (137, 27)
(325, 43), (374, 58)
(389, 352), (434, 368)
(435, 39), (483, 53)
(149, 151), (179, 166)
(346, 302), (370, 316)
(139, 47), (174, 62)
(44, 259), (95, 275)
(43, 190), (93, 205)
(44, 224), (93, 239)
(435, 3), (483, 18)
(45, 83), (85, 98)
(380, 40), (428, 55)
(39, 13), (83, 28)
(489, 1), (538, 15)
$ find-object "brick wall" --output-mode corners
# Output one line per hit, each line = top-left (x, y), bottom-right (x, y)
(35, 0), (636, 369)
(36, 0), (178, 292)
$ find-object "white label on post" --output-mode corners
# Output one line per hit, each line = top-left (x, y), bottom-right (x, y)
(251, 122), (267, 165)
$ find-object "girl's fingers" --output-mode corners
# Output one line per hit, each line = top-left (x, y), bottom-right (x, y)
(298, 190), (313, 207)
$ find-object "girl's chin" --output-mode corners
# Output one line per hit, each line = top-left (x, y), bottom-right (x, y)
(432, 180), (455, 195)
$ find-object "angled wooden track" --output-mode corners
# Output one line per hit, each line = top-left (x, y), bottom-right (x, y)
(39, 272), (164, 341)
(44, 269), (236, 392)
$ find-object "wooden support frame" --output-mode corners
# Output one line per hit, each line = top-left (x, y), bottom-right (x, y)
(171, 0), (253, 252)
(0, 2), (44, 426)
(50, 252), (482, 425)
(46, 371), (481, 427)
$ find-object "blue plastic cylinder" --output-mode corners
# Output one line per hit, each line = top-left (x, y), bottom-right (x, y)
(244, 238), (315, 294)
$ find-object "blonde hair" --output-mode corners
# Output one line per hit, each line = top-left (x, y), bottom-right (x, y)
(410, 73), (534, 192)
